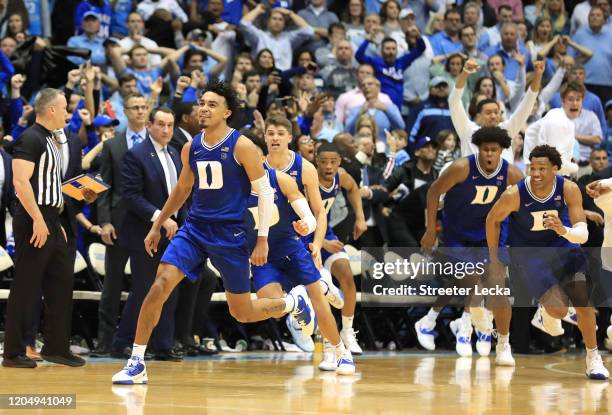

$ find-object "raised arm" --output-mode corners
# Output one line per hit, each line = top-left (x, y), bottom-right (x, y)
(449, 59), (480, 150)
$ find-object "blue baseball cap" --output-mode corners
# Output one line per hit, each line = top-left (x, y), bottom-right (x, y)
(93, 115), (119, 128)
(415, 136), (439, 150)
(83, 11), (100, 20)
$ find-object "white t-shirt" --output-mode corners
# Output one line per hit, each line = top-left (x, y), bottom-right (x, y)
(595, 178), (612, 271)
(524, 108), (578, 176)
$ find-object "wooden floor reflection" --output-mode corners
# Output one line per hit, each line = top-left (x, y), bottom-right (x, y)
(2, 352), (612, 414)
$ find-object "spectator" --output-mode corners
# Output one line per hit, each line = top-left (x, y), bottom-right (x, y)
(484, 22), (531, 82)
(606, 100), (612, 162)
(527, 17), (556, 60)
(107, 73), (139, 133)
(487, 52), (527, 111)
(355, 31), (425, 110)
(345, 76), (405, 146)
(433, 129), (460, 171)
(74, 0), (112, 39)
(342, 0), (366, 41)
(458, 24), (488, 63)
(314, 22), (348, 66)
(573, 106), (604, 176)
(190, 0), (244, 26)
(380, 0), (402, 37)
(429, 52), (466, 91)
(319, 39), (358, 95)
(570, 0), (597, 33)
(110, 0), (132, 38)
(571, 6), (612, 103)
(487, 0), (523, 21)
(335, 63), (393, 125)
(550, 64), (606, 134)
(1, 35), (16, 57)
(240, 5), (314, 71)
(297, 0), (339, 50)
(5, 12), (27, 39)
(136, 0), (188, 24)
(119, 12), (162, 66)
(350, 12), (384, 56)
(478, 5), (515, 52)
(402, 23), (433, 115)
(429, 9), (463, 58)
(407, 77), (454, 148)
(408, 1), (444, 34)
(462, 2), (485, 36)
(543, 0), (570, 35)
(67, 11), (107, 66)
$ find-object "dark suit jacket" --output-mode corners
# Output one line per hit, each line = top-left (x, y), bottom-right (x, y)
(119, 137), (186, 249)
(97, 132), (145, 230)
(362, 163), (389, 243)
(0, 149), (15, 246)
(169, 127), (190, 154)
(60, 130), (83, 240)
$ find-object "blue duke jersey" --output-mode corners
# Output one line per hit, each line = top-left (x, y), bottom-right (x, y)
(244, 167), (303, 258)
(442, 155), (509, 245)
(266, 151), (304, 222)
(301, 172), (340, 245)
(509, 176), (575, 248)
(188, 128), (251, 224)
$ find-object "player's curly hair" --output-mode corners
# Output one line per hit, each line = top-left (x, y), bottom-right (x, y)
(200, 78), (239, 123)
(471, 126), (512, 149)
(529, 144), (562, 169)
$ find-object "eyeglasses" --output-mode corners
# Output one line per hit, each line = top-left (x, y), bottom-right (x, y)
(125, 105), (148, 111)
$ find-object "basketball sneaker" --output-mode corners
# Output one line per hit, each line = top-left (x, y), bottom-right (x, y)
(586, 354), (609, 380)
(450, 315), (473, 357)
(471, 307), (493, 357)
(495, 342), (515, 367)
(286, 314), (315, 352)
(336, 349), (356, 375)
(531, 305), (564, 336)
(319, 268), (344, 309)
(562, 306), (578, 326)
(340, 328), (363, 355)
(414, 316), (436, 351)
(318, 340), (336, 371)
(288, 285), (315, 337)
(112, 356), (148, 384)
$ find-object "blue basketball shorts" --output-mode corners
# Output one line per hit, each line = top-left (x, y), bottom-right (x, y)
(252, 246), (320, 292)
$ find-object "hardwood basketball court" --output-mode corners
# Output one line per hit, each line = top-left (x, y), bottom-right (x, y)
(2, 351), (611, 414)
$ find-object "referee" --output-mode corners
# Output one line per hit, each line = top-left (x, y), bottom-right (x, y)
(2, 89), (85, 368)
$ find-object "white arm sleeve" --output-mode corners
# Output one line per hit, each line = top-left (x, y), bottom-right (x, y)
(290, 198), (317, 235)
(562, 221), (588, 244)
(251, 175), (274, 237)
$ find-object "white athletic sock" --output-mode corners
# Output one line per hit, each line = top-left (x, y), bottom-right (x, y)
(132, 344), (147, 360)
(426, 308), (439, 321)
(342, 315), (354, 331)
(283, 295), (295, 314)
(587, 347), (598, 359)
(333, 341), (346, 360)
(497, 333), (510, 346)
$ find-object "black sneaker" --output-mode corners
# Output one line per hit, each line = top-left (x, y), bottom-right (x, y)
(2, 354), (37, 368)
(41, 353), (86, 367)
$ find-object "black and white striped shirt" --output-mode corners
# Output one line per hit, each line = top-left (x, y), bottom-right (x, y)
(12, 123), (64, 208)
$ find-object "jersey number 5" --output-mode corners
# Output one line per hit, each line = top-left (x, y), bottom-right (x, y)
(196, 161), (223, 189)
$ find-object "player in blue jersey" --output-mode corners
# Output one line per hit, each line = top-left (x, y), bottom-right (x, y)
(416, 127), (523, 359)
(487, 145), (609, 379)
(112, 80), (312, 384)
(305, 142), (367, 359)
(244, 136), (355, 374)
(262, 117), (345, 352)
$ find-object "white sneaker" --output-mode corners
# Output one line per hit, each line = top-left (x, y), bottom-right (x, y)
(288, 285), (316, 337)
(286, 314), (315, 352)
(450, 316), (473, 357)
(606, 325), (612, 351)
(112, 356), (148, 384)
(336, 349), (356, 375)
(319, 268), (344, 309)
(414, 316), (436, 351)
(340, 328), (363, 355)
(562, 306), (578, 326)
(471, 307), (493, 357)
(531, 305), (564, 336)
(318, 340), (336, 371)
(586, 354), (609, 380)
(495, 342), (515, 367)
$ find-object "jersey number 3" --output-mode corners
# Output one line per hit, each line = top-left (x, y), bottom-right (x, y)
(196, 161), (223, 189)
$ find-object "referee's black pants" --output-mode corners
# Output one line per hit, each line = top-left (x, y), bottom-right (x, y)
(3, 205), (73, 359)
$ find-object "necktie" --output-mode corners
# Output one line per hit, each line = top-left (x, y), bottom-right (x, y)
(132, 133), (142, 147)
(163, 148), (177, 192)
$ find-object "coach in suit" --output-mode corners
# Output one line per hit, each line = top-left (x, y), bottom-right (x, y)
(94, 93), (149, 356)
(112, 108), (185, 360)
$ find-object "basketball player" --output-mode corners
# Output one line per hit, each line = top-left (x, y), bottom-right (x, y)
(417, 127), (523, 357)
(245, 137), (355, 374)
(262, 116), (344, 350)
(304, 142), (367, 358)
(112, 80), (312, 384)
(263, 118), (360, 354)
(586, 178), (612, 344)
(486, 145), (609, 378)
